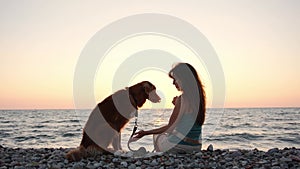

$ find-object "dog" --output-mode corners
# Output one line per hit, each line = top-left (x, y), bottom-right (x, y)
(66, 81), (161, 161)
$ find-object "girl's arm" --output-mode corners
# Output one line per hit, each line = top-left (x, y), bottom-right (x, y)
(134, 96), (183, 138)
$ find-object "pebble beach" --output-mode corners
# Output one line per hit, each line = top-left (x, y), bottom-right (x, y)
(1, 145), (300, 169)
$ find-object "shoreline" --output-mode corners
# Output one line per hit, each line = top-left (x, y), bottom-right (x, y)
(1, 146), (300, 168)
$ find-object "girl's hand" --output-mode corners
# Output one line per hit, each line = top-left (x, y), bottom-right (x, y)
(133, 130), (146, 139)
(172, 96), (178, 105)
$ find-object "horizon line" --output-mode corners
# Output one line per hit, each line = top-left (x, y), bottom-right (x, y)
(0, 106), (299, 111)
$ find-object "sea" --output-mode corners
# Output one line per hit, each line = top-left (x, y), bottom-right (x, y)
(0, 108), (299, 151)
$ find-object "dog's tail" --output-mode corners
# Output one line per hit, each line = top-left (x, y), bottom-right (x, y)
(65, 145), (108, 162)
(65, 146), (87, 162)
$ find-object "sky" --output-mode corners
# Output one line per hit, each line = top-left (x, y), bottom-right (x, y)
(0, 0), (299, 109)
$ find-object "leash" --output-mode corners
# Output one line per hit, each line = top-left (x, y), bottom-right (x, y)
(126, 91), (148, 155)
(131, 110), (138, 138)
(127, 109), (138, 151)
(127, 110), (148, 155)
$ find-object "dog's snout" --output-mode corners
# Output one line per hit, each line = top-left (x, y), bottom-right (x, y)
(155, 95), (161, 103)
(148, 90), (161, 103)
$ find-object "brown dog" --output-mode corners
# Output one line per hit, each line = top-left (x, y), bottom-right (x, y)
(66, 81), (160, 161)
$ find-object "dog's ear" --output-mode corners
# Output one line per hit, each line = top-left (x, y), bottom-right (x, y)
(142, 81), (161, 103)
(142, 81), (154, 94)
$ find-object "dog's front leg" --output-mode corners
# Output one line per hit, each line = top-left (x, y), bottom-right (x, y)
(112, 132), (122, 151)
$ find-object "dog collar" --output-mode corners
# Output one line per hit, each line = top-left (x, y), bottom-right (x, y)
(128, 90), (138, 109)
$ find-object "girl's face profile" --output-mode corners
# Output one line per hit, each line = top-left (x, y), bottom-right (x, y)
(172, 77), (182, 91)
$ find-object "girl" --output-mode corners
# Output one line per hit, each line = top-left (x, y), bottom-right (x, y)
(133, 63), (206, 153)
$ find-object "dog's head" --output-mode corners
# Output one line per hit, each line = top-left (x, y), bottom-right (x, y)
(141, 81), (161, 103)
(129, 81), (161, 108)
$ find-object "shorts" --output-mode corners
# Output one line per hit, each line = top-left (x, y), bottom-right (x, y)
(153, 133), (202, 153)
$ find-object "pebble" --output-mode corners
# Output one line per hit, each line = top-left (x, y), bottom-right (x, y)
(143, 159), (150, 165)
(240, 160), (248, 166)
(207, 144), (214, 152)
(93, 162), (102, 168)
(267, 148), (279, 154)
(128, 164), (136, 169)
(271, 166), (281, 169)
(112, 158), (119, 163)
(164, 160), (173, 166)
(14, 167), (24, 169)
(151, 159), (159, 166)
(0, 146), (299, 168)
(291, 155), (300, 162)
(120, 161), (128, 167)
(195, 152), (202, 157)
(257, 160), (268, 164)
(73, 162), (85, 169)
(280, 157), (292, 162)
(229, 150), (243, 158)
(135, 160), (142, 166)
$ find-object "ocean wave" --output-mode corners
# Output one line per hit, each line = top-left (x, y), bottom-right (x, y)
(62, 133), (78, 137)
(41, 120), (56, 123)
(0, 131), (11, 137)
(277, 137), (300, 144)
(32, 125), (46, 128)
(0, 120), (12, 123)
(56, 119), (81, 123)
(35, 134), (56, 139)
(14, 136), (37, 142)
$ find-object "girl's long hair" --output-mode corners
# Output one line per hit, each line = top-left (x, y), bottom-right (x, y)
(169, 63), (206, 125)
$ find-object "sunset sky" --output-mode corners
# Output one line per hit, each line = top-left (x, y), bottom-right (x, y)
(0, 1), (299, 109)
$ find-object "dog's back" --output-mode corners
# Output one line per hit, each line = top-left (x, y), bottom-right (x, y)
(98, 89), (135, 131)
